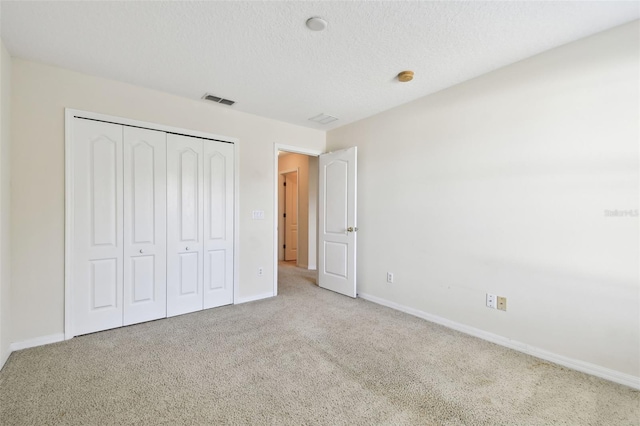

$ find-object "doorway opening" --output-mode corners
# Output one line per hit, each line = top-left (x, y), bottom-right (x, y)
(273, 144), (358, 299)
(274, 145), (322, 296)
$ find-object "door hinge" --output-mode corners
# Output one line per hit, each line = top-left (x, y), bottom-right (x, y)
(283, 182), (286, 186)
(283, 244), (286, 249)
(283, 213), (286, 218)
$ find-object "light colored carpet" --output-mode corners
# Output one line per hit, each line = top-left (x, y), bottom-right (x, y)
(1, 262), (638, 425)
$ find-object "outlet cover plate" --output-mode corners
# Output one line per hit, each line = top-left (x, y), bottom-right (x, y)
(497, 296), (507, 311)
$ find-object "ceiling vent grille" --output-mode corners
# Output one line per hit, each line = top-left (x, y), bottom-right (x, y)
(202, 93), (236, 106)
(308, 113), (338, 125)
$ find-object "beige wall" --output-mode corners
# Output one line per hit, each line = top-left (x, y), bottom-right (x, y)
(10, 59), (325, 343)
(328, 22), (639, 377)
(278, 153), (310, 267)
(0, 40), (12, 368)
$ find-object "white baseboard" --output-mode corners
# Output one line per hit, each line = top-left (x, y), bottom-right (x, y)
(9, 333), (65, 352)
(358, 292), (640, 390)
(235, 292), (274, 304)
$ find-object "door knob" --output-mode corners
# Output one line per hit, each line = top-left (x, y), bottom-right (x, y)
(347, 227), (358, 232)
(139, 249), (144, 253)
(185, 247), (189, 251)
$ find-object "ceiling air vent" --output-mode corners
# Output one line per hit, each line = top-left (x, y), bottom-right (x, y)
(308, 113), (338, 125)
(202, 93), (235, 106)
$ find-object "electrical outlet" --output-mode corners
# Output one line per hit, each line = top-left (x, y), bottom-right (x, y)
(486, 293), (497, 309)
(497, 296), (507, 311)
(387, 272), (394, 284)
(258, 267), (263, 277)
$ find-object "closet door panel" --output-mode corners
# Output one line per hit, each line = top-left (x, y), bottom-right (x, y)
(123, 127), (167, 326)
(204, 142), (234, 308)
(167, 134), (204, 316)
(179, 252), (199, 294)
(72, 118), (124, 335)
(91, 259), (118, 309)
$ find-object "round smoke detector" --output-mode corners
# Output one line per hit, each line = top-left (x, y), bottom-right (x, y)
(306, 17), (327, 31)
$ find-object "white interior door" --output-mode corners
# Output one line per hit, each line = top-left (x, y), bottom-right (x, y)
(123, 127), (167, 325)
(318, 147), (357, 298)
(167, 134), (204, 316)
(284, 172), (298, 261)
(203, 141), (234, 309)
(72, 118), (124, 335)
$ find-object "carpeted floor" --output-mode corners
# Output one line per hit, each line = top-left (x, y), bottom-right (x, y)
(0, 262), (638, 425)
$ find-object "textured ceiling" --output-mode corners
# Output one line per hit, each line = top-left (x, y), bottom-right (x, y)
(1, 1), (638, 130)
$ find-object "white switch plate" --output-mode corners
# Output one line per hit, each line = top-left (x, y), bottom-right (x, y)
(387, 272), (394, 284)
(252, 210), (265, 220)
(486, 293), (497, 309)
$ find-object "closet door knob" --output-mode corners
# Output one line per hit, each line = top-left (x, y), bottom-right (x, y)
(139, 249), (144, 253)
(185, 247), (189, 251)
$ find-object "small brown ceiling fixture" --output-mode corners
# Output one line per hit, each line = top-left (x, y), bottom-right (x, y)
(397, 71), (414, 82)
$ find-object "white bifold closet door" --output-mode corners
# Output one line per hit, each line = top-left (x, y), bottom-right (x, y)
(166, 134), (234, 316)
(72, 120), (168, 334)
(72, 119), (124, 335)
(166, 134), (204, 316)
(203, 141), (234, 309)
(71, 115), (234, 335)
(123, 127), (167, 325)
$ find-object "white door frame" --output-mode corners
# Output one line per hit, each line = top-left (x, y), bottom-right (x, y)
(65, 108), (240, 339)
(273, 144), (322, 296)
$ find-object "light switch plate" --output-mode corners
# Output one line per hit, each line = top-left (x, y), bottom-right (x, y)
(252, 210), (265, 220)
(486, 293), (497, 309)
